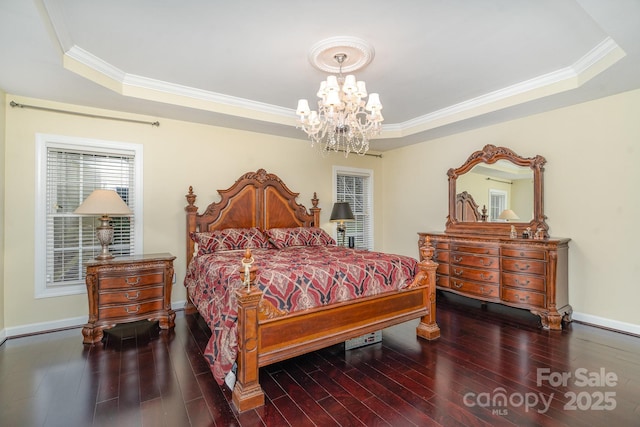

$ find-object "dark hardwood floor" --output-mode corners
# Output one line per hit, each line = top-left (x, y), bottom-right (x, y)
(1, 292), (639, 427)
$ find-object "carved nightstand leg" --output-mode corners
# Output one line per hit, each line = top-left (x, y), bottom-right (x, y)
(158, 310), (176, 329)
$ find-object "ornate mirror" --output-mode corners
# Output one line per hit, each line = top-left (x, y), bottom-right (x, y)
(445, 144), (548, 237)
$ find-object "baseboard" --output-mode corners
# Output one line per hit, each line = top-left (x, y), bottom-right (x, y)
(1, 300), (188, 341)
(572, 311), (640, 336)
(5, 315), (87, 338)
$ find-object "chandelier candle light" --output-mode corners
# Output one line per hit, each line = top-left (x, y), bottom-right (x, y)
(296, 38), (383, 156)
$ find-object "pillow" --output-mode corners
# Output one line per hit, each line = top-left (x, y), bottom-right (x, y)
(266, 227), (336, 249)
(191, 227), (270, 255)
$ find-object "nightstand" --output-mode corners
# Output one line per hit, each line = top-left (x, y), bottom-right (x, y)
(82, 253), (176, 344)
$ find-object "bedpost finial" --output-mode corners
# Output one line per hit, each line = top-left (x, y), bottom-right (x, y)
(311, 192), (319, 208)
(186, 186), (197, 208)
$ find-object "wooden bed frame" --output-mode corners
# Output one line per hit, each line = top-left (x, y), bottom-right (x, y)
(184, 168), (440, 411)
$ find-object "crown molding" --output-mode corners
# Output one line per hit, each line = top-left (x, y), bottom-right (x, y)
(391, 36), (625, 137)
(46, 0), (624, 141)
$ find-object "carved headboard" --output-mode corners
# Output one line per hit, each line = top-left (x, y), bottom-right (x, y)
(455, 191), (483, 222)
(185, 168), (321, 265)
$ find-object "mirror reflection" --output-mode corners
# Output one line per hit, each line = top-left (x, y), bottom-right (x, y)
(456, 159), (534, 222)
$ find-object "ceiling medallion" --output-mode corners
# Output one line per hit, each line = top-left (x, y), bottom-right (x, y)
(296, 37), (383, 157)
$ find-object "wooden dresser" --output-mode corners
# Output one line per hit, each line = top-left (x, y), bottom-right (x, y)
(82, 253), (176, 344)
(419, 232), (571, 330)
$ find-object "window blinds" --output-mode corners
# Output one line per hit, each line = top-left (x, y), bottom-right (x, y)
(46, 148), (136, 287)
(336, 174), (373, 250)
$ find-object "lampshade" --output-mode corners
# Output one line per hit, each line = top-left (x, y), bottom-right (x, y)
(498, 209), (520, 221)
(330, 202), (355, 222)
(74, 189), (132, 216)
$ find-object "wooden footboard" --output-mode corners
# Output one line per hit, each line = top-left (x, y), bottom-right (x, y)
(232, 244), (440, 412)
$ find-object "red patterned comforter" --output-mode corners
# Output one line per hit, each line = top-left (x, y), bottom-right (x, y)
(184, 245), (418, 384)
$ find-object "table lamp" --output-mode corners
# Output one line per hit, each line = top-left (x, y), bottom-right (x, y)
(498, 209), (519, 222)
(330, 201), (355, 247)
(74, 189), (132, 260)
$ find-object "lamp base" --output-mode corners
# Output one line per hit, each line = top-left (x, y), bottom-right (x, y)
(95, 216), (115, 260)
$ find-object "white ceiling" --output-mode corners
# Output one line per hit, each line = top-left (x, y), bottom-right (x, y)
(2, 0), (639, 151)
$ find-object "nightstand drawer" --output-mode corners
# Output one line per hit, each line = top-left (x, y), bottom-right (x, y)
(99, 285), (164, 305)
(99, 272), (164, 290)
(99, 299), (164, 320)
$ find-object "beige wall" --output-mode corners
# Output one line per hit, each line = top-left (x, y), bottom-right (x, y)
(383, 88), (640, 331)
(2, 95), (384, 331)
(2, 88), (639, 336)
(0, 90), (5, 335)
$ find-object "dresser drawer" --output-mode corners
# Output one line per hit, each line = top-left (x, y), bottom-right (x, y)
(99, 272), (164, 290)
(433, 241), (450, 250)
(451, 265), (499, 283)
(502, 248), (546, 260)
(451, 253), (499, 269)
(99, 285), (164, 305)
(435, 275), (450, 288)
(502, 288), (545, 308)
(437, 263), (449, 275)
(451, 244), (499, 256)
(502, 272), (545, 292)
(450, 279), (499, 299)
(434, 250), (450, 263)
(99, 299), (164, 320)
(502, 258), (545, 275)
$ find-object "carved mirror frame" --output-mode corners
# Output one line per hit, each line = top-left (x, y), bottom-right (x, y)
(445, 144), (548, 237)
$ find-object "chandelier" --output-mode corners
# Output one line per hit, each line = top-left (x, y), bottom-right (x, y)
(295, 47), (383, 157)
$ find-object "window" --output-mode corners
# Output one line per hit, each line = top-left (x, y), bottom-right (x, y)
(35, 134), (143, 298)
(333, 166), (373, 250)
(489, 189), (507, 222)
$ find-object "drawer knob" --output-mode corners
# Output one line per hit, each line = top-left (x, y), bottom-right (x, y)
(453, 281), (463, 289)
(125, 291), (140, 300)
(453, 256), (463, 263)
(515, 279), (531, 287)
(454, 268), (464, 276)
(480, 273), (494, 281)
(125, 305), (140, 314)
(515, 294), (530, 302)
(125, 276), (141, 286)
(514, 263), (530, 271)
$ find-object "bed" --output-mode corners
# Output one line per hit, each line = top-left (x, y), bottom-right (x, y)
(184, 168), (440, 412)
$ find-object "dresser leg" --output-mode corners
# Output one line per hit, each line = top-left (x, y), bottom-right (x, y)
(82, 324), (104, 345)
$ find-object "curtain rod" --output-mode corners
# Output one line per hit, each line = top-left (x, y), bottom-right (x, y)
(486, 177), (512, 185)
(10, 101), (160, 127)
(326, 148), (383, 158)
